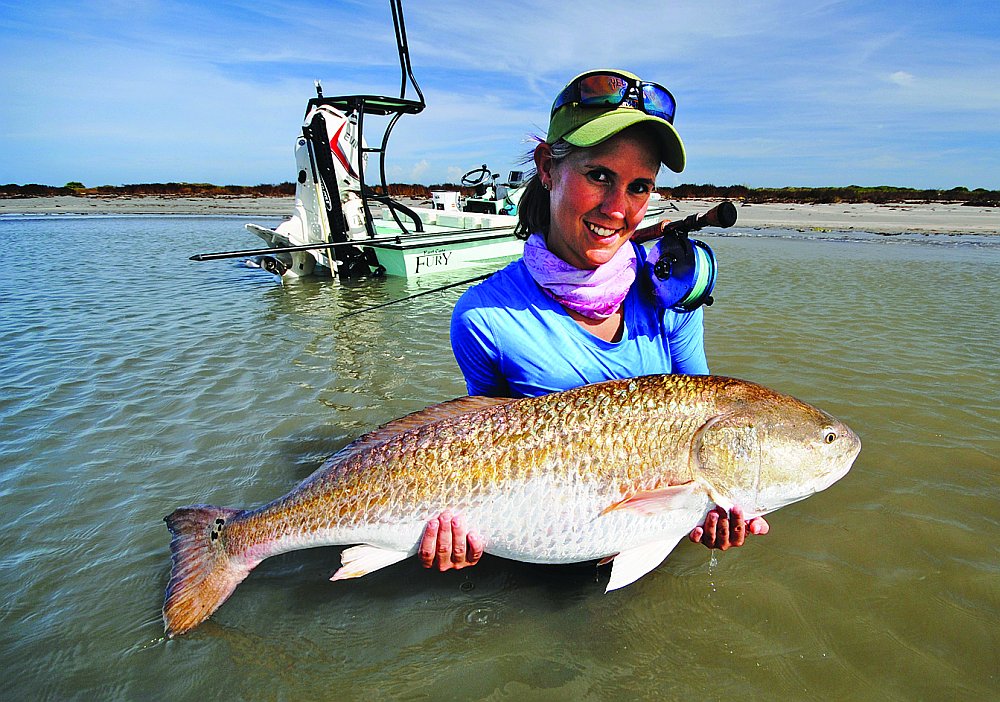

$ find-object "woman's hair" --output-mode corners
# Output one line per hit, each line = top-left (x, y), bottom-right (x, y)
(513, 138), (577, 240)
(513, 124), (662, 240)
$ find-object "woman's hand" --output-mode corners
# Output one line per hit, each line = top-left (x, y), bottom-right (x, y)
(689, 505), (770, 550)
(418, 510), (485, 571)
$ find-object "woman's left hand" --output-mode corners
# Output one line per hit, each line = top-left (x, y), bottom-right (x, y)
(688, 505), (769, 550)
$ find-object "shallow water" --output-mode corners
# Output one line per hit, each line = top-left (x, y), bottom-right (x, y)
(1, 215), (997, 700)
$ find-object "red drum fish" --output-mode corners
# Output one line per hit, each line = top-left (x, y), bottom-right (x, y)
(163, 374), (860, 637)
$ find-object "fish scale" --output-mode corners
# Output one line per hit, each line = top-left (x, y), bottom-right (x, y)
(162, 374), (860, 636)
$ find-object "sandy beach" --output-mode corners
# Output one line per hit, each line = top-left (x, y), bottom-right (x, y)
(1, 195), (996, 236)
(0, 195), (294, 218)
(663, 199), (997, 235)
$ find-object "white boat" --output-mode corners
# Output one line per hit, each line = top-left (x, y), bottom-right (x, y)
(242, 96), (529, 279)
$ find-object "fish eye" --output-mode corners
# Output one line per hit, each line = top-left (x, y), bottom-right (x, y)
(823, 430), (838, 444)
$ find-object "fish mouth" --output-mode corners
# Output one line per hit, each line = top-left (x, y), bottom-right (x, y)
(817, 460), (853, 492)
(816, 438), (861, 492)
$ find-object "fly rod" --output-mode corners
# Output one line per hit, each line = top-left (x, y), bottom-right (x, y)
(189, 224), (517, 262)
(631, 200), (738, 244)
(189, 241), (356, 262)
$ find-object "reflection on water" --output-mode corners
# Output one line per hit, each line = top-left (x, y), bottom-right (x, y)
(0, 216), (997, 699)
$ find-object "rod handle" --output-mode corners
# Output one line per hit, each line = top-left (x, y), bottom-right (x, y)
(633, 200), (738, 243)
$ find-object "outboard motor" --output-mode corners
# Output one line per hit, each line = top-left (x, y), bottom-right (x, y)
(244, 93), (374, 279)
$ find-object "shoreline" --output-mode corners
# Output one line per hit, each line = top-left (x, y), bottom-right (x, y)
(1, 195), (996, 236)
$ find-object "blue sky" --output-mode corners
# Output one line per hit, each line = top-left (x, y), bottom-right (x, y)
(2, 0), (998, 189)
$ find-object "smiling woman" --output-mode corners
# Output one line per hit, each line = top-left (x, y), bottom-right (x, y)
(536, 128), (660, 271)
(414, 68), (770, 572)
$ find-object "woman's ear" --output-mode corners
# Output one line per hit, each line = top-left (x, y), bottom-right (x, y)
(533, 142), (553, 189)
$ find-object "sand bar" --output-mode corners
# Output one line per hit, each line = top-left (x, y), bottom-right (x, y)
(1, 195), (996, 236)
(697, 199), (998, 236)
(0, 195), (293, 217)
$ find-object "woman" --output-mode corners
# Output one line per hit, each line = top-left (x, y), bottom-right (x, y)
(420, 69), (768, 572)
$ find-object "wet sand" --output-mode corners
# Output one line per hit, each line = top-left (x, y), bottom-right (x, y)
(1, 195), (996, 235)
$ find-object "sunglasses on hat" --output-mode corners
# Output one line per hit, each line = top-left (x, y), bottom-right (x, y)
(551, 70), (677, 124)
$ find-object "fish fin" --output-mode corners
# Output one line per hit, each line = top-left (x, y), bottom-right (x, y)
(162, 505), (252, 638)
(689, 411), (748, 512)
(330, 545), (411, 581)
(600, 482), (704, 516)
(385, 396), (517, 430)
(311, 396), (516, 477)
(605, 536), (686, 592)
(689, 411), (735, 469)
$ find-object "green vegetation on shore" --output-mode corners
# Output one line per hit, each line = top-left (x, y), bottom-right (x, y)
(659, 184), (998, 206)
(2, 181), (997, 206)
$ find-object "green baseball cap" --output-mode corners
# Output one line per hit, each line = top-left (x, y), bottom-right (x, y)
(546, 69), (686, 173)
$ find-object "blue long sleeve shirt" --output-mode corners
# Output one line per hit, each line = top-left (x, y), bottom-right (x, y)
(450, 242), (708, 398)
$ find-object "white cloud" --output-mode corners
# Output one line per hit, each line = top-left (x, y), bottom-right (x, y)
(409, 159), (430, 182)
(889, 71), (916, 86)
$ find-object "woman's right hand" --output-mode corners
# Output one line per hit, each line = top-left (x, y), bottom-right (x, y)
(418, 510), (485, 571)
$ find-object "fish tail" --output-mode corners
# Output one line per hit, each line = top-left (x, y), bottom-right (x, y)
(162, 505), (250, 638)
